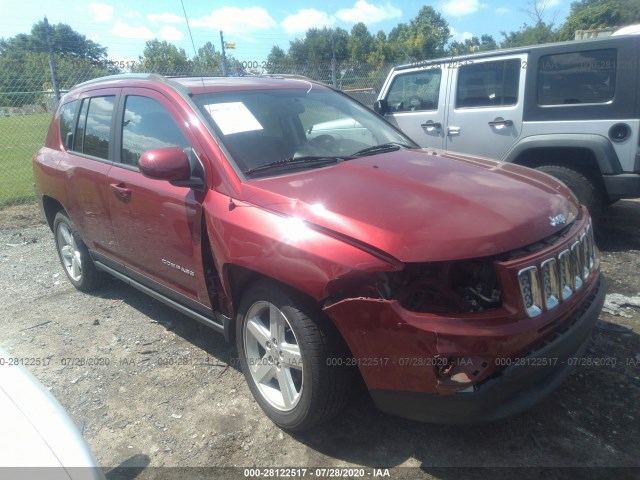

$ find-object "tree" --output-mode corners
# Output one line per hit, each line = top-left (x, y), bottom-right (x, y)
(500, 22), (556, 48)
(287, 27), (349, 64)
(348, 23), (374, 62)
(0, 21), (111, 107)
(557, 0), (640, 40)
(266, 46), (288, 74)
(134, 39), (192, 74)
(192, 41), (220, 73)
(499, 0), (558, 48)
(388, 6), (450, 61)
(448, 34), (498, 55)
(1, 20), (108, 66)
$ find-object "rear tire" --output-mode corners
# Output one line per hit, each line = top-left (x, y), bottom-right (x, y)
(536, 165), (602, 222)
(236, 280), (354, 431)
(53, 212), (104, 292)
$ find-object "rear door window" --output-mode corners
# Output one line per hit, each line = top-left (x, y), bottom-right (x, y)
(72, 96), (116, 160)
(537, 49), (617, 105)
(456, 59), (521, 108)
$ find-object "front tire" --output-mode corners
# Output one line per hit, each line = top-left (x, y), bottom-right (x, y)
(53, 212), (104, 292)
(536, 165), (602, 222)
(236, 280), (353, 431)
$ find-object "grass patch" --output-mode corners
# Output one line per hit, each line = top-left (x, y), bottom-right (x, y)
(0, 113), (51, 207)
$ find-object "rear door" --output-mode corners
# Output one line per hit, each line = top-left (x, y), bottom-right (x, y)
(59, 90), (119, 256)
(107, 88), (211, 306)
(444, 55), (526, 159)
(381, 66), (450, 148)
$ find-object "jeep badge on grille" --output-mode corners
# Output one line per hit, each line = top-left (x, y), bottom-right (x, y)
(549, 214), (567, 227)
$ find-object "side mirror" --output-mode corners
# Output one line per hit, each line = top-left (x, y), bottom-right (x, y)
(373, 99), (388, 115)
(139, 147), (191, 181)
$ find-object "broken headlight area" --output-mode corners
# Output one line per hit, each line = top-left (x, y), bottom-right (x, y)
(325, 259), (502, 315)
(394, 260), (502, 314)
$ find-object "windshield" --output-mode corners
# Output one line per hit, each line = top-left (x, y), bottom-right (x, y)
(193, 87), (417, 177)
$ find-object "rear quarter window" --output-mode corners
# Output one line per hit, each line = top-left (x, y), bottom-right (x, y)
(537, 49), (617, 105)
(58, 101), (77, 149)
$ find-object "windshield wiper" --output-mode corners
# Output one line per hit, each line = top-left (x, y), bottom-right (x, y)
(347, 142), (412, 158)
(244, 156), (339, 175)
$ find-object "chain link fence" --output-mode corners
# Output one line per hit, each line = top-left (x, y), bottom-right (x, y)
(0, 62), (393, 209)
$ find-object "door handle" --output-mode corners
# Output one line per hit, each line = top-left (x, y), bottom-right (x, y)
(447, 126), (460, 136)
(488, 118), (514, 128)
(110, 183), (131, 201)
(421, 120), (442, 131)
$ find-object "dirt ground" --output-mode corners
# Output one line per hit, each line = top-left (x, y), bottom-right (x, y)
(0, 201), (639, 480)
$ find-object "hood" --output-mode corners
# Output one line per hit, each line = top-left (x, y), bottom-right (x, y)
(242, 149), (579, 263)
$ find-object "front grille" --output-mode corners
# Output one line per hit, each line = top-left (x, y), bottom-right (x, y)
(517, 220), (596, 317)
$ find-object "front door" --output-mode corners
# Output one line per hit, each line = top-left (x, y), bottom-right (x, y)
(107, 88), (209, 304)
(382, 66), (450, 149)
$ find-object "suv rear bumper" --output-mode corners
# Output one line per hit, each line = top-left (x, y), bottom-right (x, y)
(369, 274), (605, 424)
(603, 173), (640, 199)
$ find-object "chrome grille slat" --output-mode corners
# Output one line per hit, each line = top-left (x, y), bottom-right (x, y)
(517, 223), (596, 317)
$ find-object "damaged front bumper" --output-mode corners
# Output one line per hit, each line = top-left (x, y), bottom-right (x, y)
(324, 273), (605, 424)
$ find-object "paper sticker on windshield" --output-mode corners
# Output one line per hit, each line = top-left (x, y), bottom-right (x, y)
(204, 102), (263, 135)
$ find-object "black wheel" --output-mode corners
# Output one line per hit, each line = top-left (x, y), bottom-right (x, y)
(536, 165), (602, 222)
(53, 212), (104, 291)
(236, 280), (353, 431)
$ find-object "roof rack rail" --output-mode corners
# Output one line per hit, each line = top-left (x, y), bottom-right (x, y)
(254, 73), (313, 81)
(73, 73), (168, 89)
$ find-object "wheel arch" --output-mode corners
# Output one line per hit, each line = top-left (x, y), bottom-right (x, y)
(504, 134), (621, 177)
(223, 263), (321, 320)
(505, 140), (616, 199)
(41, 196), (66, 231)
(221, 263), (357, 360)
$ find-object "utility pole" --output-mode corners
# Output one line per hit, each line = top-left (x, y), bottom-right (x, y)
(44, 17), (60, 103)
(330, 30), (337, 88)
(219, 30), (227, 77)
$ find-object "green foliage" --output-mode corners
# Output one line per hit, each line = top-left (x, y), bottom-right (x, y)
(266, 46), (287, 73)
(448, 35), (498, 55)
(1, 20), (108, 66)
(0, 113), (51, 206)
(0, 21), (112, 107)
(388, 6), (450, 61)
(557, 0), (640, 40)
(348, 23), (374, 62)
(500, 22), (557, 48)
(288, 28), (350, 64)
(134, 39), (192, 74)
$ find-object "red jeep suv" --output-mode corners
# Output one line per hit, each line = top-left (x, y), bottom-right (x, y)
(34, 74), (605, 431)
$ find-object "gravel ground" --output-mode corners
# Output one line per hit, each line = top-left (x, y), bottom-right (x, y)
(0, 201), (639, 480)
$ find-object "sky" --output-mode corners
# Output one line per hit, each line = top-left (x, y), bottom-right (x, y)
(1, 0), (571, 64)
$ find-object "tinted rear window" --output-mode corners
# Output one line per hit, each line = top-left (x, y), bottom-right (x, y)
(73, 96), (115, 160)
(537, 49), (617, 105)
(58, 101), (76, 149)
(456, 59), (521, 108)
